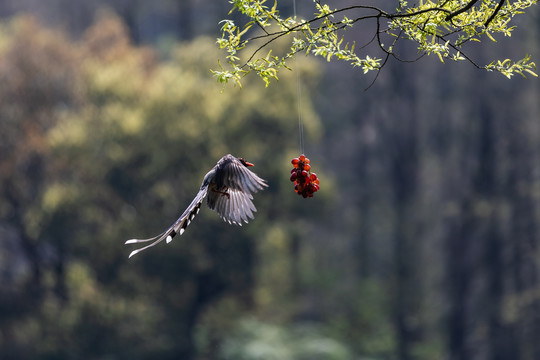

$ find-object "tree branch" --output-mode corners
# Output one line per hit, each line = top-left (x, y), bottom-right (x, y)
(445, 0), (481, 21)
(217, 0), (537, 83)
(240, 5), (453, 67)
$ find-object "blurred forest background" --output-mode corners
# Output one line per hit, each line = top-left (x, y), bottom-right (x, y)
(1, 0), (540, 359)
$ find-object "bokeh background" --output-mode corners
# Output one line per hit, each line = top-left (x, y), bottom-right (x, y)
(1, 1), (540, 359)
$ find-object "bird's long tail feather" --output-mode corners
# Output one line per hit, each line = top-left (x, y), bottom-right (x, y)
(125, 231), (172, 258)
(125, 188), (207, 258)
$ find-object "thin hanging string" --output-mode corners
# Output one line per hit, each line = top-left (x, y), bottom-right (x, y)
(293, 0), (305, 154)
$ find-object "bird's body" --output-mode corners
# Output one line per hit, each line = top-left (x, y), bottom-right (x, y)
(126, 154), (267, 258)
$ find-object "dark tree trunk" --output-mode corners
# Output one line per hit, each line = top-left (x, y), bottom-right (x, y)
(446, 199), (474, 360)
(388, 76), (421, 360)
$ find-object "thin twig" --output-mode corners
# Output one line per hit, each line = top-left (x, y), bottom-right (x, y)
(255, 21), (270, 35)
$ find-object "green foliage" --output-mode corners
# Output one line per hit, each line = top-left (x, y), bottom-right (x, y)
(485, 53), (538, 78)
(215, 0), (537, 85)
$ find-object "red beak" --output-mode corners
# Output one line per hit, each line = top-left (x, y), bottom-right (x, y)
(244, 161), (254, 167)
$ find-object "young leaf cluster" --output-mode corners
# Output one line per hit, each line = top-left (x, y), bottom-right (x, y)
(214, 0), (537, 86)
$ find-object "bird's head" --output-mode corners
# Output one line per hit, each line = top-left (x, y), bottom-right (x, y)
(238, 157), (254, 167)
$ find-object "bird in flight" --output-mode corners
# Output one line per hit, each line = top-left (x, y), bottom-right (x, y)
(125, 154), (268, 258)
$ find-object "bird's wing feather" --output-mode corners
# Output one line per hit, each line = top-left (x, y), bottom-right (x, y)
(213, 188), (257, 225)
(125, 187), (207, 258)
(221, 158), (268, 194)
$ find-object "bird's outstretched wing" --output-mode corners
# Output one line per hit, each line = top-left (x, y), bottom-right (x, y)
(213, 189), (257, 225)
(125, 187), (207, 258)
(218, 155), (268, 193)
(209, 156), (268, 225)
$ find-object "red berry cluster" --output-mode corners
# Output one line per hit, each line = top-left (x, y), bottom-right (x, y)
(290, 154), (320, 198)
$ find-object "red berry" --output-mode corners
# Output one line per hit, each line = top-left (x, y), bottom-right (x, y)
(290, 154), (319, 198)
